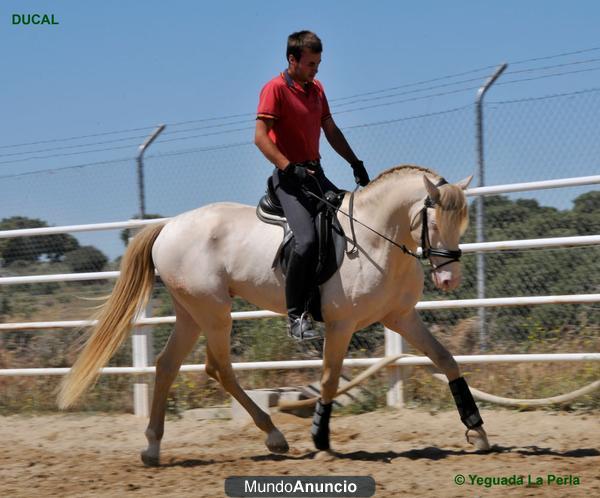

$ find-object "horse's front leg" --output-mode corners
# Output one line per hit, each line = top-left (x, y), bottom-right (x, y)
(311, 321), (355, 451)
(382, 308), (490, 450)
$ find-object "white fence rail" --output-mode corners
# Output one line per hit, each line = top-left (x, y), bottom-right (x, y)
(1, 234), (599, 287)
(1, 353), (598, 377)
(1, 294), (599, 332)
(0, 174), (598, 415)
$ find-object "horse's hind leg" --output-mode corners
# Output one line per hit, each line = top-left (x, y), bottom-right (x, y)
(383, 308), (490, 450)
(172, 292), (288, 454)
(141, 301), (201, 466)
(201, 316), (289, 454)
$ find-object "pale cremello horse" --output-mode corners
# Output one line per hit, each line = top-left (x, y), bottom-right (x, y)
(58, 165), (490, 466)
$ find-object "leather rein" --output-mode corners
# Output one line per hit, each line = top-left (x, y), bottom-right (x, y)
(303, 177), (462, 270)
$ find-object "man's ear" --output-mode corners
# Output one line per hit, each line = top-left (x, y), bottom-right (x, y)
(423, 176), (440, 204)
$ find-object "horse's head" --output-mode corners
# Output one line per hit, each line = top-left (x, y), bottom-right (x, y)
(410, 175), (472, 291)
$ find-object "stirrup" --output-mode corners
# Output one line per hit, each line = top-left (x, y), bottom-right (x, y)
(288, 312), (320, 341)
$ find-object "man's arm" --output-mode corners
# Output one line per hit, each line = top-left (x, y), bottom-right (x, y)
(322, 116), (370, 186)
(254, 118), (289, 171)
(322, 116), (359, 164)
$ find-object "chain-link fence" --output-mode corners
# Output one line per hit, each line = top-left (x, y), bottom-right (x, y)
(0, 87), (598, 414)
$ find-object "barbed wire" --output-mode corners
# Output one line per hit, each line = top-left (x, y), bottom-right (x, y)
(342, 104), (471, 130)
(0, 156), (135, 180)
(488, 86), (600, 105)
(5, 58), (600, 163)
(0, 121), (255, 160)
(2, 45), (599, 153)
(1, 82), (597, 171)
(0, 142), (255, 180)
(498, 65), (600, 87)
(330, 46), (600, 103)
(333, 63), (600, 110)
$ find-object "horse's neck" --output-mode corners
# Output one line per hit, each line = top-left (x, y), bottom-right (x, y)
(355, 174), (425, 249)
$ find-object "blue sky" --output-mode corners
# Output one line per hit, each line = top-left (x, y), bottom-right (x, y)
(1, 1), (599, 259)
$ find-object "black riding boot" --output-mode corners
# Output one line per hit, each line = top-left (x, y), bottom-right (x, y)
(285, 249), (319, 341)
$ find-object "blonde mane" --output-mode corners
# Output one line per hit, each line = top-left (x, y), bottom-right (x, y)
(363, 164), (442, 189)
(361, 164), (469, 235)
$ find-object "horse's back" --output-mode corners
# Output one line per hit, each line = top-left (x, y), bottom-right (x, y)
(152, 202), (281, 298)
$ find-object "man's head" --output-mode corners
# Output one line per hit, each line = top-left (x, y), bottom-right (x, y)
(287, 31), (322, 84)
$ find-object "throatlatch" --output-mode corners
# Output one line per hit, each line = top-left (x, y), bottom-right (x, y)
(311, 399), (333, 450)
(449, 377), (483, 429)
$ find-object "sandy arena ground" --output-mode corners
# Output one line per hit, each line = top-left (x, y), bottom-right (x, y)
(0, 408), (598, 497)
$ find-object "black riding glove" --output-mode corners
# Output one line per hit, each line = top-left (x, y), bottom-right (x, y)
(283, 162), (310, 184)
(351, 160), (370, 186)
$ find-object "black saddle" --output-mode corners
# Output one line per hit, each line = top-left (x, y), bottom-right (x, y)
(256, 176), (347, 321)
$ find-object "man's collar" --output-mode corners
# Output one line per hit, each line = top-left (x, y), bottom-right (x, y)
(283, 69), (295, 88)
(282, 70), (313, 92)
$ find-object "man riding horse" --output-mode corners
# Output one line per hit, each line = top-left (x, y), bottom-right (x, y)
(57, 31), (490, 465)
(254, 30), (370, 341)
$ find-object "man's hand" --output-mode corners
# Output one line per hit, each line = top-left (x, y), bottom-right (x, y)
(351, 160), (370, 186)
(283, 162), (314, 183)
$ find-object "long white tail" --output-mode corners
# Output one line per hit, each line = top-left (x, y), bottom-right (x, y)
(57, 223), (165, 409)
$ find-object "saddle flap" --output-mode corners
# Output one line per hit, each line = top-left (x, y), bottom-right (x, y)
(277, 192), (346, 286)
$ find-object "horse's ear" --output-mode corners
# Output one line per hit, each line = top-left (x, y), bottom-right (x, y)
(423, 176), (440, 203)
(455, 175), (473, 190)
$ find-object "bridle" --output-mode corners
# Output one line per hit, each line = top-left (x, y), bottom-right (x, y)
(409, 178), (463, 270)
(303, 175), (463, 270)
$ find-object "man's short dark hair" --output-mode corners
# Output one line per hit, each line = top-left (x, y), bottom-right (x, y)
(287, 31), (322, 62)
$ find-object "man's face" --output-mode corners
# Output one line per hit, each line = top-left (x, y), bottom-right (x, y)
(289, 49), (321, 83)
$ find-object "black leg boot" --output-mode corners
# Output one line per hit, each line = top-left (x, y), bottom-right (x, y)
(311, 399), (332, 450)
(449, 377), (491, 450)
(285, 249), (319, 341)
(449, 376), (483, 429)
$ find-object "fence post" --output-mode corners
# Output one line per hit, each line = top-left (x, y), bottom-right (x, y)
(136, 124), (165, 219)
(128, 225), (154, 417)
(130, 125), (164, 417)
(132, 303), (154, 417)
(385, 327), (408, 407)
(475, 63), (508, 351)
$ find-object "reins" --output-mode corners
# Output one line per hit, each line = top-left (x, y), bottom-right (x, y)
(302, 176), (462, 268)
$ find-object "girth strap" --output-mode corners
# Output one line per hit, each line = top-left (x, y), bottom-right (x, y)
(346, 184), (360, 255)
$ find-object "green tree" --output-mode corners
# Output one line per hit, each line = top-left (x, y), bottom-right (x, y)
(0, 216), (80, 265)
(63, 246), (108, 273)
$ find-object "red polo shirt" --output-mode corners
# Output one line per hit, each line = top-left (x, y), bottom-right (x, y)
(257, 71), (332, 163)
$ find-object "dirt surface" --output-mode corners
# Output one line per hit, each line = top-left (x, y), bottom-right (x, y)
(0, 408), (598, 497)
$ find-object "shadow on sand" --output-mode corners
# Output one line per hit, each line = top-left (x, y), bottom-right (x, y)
(159, 445), (599, 468)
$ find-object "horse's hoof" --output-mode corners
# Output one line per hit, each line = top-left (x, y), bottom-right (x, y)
(265, 428), (289, 454)
(140, 450), (160, 467)
(314, 450), (336, 461)
(466, 427), (490, 451)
